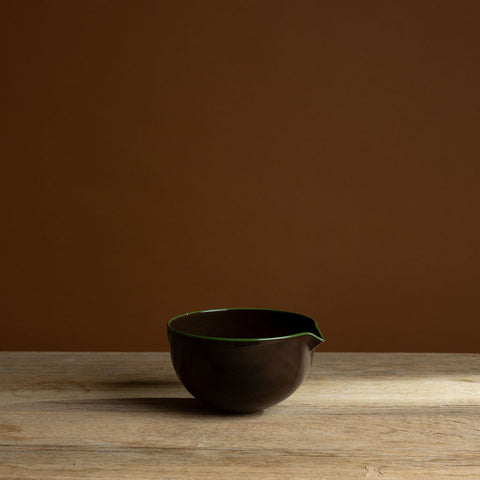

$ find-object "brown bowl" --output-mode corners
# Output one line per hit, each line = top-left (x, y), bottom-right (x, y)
(167, 308), (325, 413)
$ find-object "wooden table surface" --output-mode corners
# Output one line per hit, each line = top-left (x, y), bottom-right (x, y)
(0, 352), (479, 479)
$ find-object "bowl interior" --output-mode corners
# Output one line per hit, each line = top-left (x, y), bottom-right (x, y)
(169, 309), (320, 340)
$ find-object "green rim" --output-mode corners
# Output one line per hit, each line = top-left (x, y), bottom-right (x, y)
(167, 308), (325, 343)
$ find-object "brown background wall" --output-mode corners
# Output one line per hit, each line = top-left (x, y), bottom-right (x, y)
(1, 1), (479, 352)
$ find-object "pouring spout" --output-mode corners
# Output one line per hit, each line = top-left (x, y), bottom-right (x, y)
(306, 331), (325, 350)
(303, 316), (325, 350)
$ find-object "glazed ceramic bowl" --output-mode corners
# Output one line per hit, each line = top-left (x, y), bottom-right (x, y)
(167, 308), (325, 413)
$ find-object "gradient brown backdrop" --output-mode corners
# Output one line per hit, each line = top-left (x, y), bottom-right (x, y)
(1, 1), (479, 352)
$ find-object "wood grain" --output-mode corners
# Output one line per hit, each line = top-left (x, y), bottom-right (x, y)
(0, 352), (479, 479)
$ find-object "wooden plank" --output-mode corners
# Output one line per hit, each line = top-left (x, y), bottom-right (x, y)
(0, 352), (479, 479)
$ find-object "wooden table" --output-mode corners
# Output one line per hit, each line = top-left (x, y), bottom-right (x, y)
(1, 352), (479, 479)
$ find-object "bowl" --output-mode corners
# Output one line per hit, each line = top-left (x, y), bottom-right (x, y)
(167, 308), (325, 413)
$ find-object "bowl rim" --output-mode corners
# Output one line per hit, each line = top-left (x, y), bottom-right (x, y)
(167, 307), (325, 343)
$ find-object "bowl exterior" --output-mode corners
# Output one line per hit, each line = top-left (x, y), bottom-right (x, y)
(168, 331), (314, 413)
